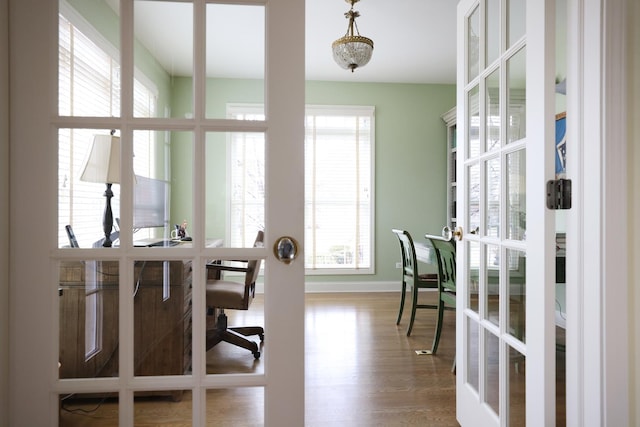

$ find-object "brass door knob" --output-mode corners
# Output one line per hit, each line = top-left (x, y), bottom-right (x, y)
(274, 236), (299, 264)
(443, 226), (464, 241)
(453, 227), (463, 241)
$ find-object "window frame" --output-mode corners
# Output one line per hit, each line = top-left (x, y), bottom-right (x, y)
(226, 103), (375, 275)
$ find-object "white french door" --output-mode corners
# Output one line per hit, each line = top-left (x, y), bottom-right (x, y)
(456, 0), (557, 425)
(9, 0), (305, 425)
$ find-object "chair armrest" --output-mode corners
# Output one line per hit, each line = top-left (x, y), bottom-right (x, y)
(206, 264), (251, 273)
(206, 262), (252, 280)
(424, 233), (452, 243)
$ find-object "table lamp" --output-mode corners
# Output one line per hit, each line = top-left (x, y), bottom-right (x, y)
(80, 132), (120, 247)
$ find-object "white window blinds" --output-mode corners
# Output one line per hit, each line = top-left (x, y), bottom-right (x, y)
(227, 104), (374, 273)
(58, 9), (157, 248)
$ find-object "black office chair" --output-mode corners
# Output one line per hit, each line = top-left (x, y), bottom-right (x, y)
(205, 230), (264, 359)
(392, 229), (439, 336)
(65, 225), (80, 248)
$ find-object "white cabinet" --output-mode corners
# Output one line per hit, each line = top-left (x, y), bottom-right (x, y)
(441, 107), (457, 229)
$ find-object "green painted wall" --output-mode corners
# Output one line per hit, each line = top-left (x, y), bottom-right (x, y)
(169, 78), (455, 282)
(307, 81), (455, 281)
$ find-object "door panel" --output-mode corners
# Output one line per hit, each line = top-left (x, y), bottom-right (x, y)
(456, 0), (556, 425)
(10, 0), (304, 425)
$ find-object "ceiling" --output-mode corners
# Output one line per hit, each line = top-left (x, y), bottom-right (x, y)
(306, 0), (457, 84)
(113, 0), (458, 85)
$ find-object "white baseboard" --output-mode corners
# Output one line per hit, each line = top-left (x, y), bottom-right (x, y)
(304, 281), (399, 293)
(255, 281), (437, 294)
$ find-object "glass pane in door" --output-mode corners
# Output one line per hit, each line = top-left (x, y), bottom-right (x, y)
(486, 157), (500, 238)
(467, 316), (480, 393)
(205, 130), (266, 248)
(58, 260), (119, 379)
(58, 2), (121, 118)
(486, 243), (500, 327)
(467, 6), (480, 82)
(133, 259), (192, 377)
(506, 149), (526, 241)
(204, 259), (265, 376)
(508, 248), (526, 342)
(469, 241), (480, 313)
(508, 345), (526, 424)
(58, 128), (121, 249)
(507, 0), (526, 48)
(205, 3), (265, 119)
(486, 69), (500, 151)
(486, 331), (500, 416)
(468, 163), (480, 235)
(59, 393), (119, 425)
(468, 85), (480, 158)
(206, 388), (264, 425)
(134, 0), (193, 119)
(486, 0), (500, 66)
(507, 48), (527, 144)
(134, 390), (191, 423)
(132, 130), (193, 246)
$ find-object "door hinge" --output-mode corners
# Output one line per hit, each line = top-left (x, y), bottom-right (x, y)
(546, 179), (572, 210)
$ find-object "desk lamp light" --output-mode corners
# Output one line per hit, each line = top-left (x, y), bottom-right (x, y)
(80, 131), (120, 247)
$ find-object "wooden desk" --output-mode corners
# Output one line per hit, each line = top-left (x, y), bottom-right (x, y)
(59, 260), (192, 399)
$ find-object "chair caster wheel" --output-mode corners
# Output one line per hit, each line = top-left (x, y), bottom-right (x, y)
(253, 351), (261, 359)
(259, 334), (265, 342)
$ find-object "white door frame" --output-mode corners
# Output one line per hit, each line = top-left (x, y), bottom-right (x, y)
(565, 0), (630, 425)
(8, 1), (56, 424)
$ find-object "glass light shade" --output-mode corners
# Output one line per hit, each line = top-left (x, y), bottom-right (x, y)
(332, 35), (374, 72)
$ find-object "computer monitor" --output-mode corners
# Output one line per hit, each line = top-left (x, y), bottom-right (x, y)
(133, 175), (170, 229)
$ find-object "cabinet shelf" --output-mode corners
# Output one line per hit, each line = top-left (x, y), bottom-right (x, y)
(441, 106), (457, 229)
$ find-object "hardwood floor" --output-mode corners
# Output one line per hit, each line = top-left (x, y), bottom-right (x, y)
(60, 291), (459, 426)
(304, 292), (458, 426)
(58, 291), (570, 426)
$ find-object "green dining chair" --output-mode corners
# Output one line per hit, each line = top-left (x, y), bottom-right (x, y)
(425, 234), (457, 362)
(392, 229), (439, 336)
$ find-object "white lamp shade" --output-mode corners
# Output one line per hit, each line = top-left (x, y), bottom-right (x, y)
(80, 134), (120, 184)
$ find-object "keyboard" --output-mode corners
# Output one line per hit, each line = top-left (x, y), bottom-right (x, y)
(134, 238), (180, 247)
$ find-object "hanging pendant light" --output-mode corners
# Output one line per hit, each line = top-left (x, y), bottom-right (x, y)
(332, 0), (374, 72)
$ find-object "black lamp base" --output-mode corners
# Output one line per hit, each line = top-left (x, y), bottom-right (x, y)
(102, 183), (114, 247)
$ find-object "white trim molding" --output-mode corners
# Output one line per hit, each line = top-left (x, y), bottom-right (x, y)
(254, 281), (418, 294)
(566, 0), (630, 425)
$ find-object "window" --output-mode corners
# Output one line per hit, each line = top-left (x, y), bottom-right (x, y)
(58, 5), (158, 248)
(227, 104), (374, 274)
